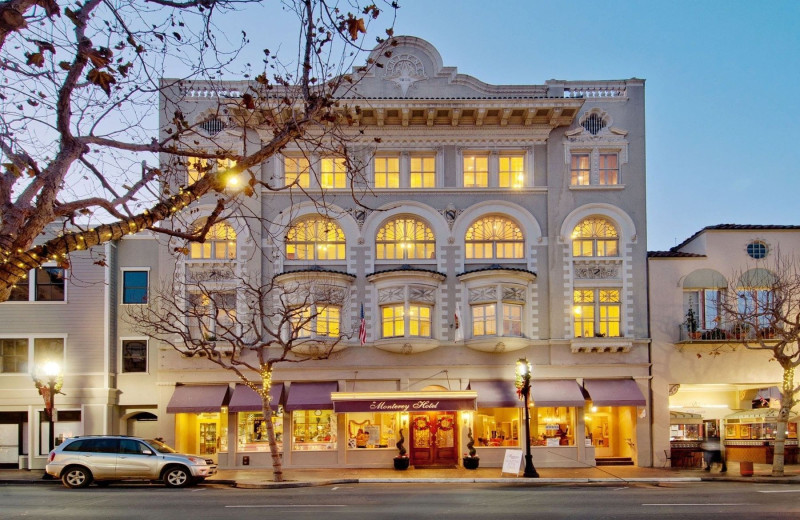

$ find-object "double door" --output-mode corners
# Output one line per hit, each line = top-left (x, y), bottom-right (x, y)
(409, 412), (458, 467)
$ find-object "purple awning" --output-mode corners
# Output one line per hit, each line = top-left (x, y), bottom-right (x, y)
(583, 379), (646, 407)
(468, 380), (519, 408)
(166, 385), (229, 414)
(531, 380), (587, 408)
(228, 383), (285, 412)
(285, 382), (338, 411)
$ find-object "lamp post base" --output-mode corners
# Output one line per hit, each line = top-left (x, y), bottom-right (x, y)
(523, 455), (539, 478)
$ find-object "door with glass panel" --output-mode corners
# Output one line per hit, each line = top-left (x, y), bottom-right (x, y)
(409, 412), (458, 467)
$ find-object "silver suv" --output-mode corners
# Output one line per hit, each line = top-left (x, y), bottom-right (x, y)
(45, 436), (217, 488)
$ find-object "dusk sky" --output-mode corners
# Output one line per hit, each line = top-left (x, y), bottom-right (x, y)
(218, 0), (799, 251)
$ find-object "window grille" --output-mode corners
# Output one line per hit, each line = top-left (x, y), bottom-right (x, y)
(200, 118), (226, 135)
(582, 113), (606, 135)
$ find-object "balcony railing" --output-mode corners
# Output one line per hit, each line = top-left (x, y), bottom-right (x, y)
(677, 322), (779, 343)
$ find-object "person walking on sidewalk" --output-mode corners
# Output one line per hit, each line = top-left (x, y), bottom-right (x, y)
(701, 437), (727, 472)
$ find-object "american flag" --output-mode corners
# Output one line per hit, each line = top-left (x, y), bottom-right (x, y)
(358, 303), (367, 345)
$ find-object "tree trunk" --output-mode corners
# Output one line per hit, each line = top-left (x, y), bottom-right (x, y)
(772, 366), (795, 477)
(260, 370), (284, 482)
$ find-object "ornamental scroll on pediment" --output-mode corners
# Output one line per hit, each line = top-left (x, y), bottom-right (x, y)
(383, 54), (428, 96)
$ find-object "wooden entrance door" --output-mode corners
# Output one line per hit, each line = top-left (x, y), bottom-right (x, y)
(409, 412), (458, 467)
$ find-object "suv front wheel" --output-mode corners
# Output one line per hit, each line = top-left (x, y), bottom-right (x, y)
(62, 466), (93, 489)
(162, 465), (191, 488)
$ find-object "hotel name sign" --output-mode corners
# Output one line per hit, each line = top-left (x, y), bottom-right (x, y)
(333, 398), (476, 413)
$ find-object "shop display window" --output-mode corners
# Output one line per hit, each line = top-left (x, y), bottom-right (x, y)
(534, 407), (576, 446)
(237, 408), (283, 452)
(292, 410), (337, 451)
(670, 424), (702, 441)
(724, 420), (797, 440)
(345, 412), (399, 449)
(474, 408), (520, 447)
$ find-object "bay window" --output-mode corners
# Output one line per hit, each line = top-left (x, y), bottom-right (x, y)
(381, 303), (431, 338)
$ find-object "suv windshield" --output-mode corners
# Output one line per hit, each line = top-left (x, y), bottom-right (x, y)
(145, 439), (178, 454)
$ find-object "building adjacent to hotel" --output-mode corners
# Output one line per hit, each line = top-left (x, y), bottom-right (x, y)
(1, 36), (651, 471)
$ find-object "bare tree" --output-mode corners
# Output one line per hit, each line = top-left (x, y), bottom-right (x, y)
(718, 253), (800, 476)
(0, 0), (396, 301)
(127, 263), (354, 482)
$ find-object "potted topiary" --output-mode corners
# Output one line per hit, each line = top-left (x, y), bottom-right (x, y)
(393, 428), (410, 470)
(462, 428), (480, 469)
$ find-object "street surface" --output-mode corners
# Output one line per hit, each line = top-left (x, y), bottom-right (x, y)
(2, 482), (800, 519)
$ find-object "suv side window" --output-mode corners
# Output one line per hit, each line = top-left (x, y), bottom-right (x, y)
(62, 439), (87, 452)
(119, 439), (150, 454)
(86, 438), (120, 453)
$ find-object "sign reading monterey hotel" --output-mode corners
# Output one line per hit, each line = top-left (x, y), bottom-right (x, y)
(331, 392), (478, 413)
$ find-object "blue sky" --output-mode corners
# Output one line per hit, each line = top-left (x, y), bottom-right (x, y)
(218, 0), (799, 250)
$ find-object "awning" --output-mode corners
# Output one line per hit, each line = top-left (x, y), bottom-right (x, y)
(285, 382), (338, 411)
(670, 410), (703, 425)
(166, 385), (230, 414)
(468, 380), (518, 408)
(531, 380), (587, 408)
(724, 408), (798, 422)
(331, 391), (477, 413)
(228, 383), (285, 412)
(583, 379), (646, 407)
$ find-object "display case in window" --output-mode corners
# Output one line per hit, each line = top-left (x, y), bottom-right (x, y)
(292, 410), (336, 451)
(723, 408), (799, 464)
(345, 412), (398, 449)
(237, 409), (283, 452)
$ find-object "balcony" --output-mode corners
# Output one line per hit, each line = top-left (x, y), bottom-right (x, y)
(677, 322), (780, 343)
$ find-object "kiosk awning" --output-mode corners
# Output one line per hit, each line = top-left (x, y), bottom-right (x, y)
(531, 380), (587, 407)
(228, 383), (285, 412)
(583, 379), (646, 407)
(670, 410), (703, 425)
(166, 385), (230, 414)
(331, 391), (477, 413)
(285, 382), (338, 411)
(468, 380), (518, 408)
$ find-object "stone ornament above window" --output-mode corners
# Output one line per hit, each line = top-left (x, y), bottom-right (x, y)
(468, 286), (497, 303)
(573, 262), (620, 280)
(408, 285), (436, 303)
(378, 286), (405, 304)
(383, 54), (428, 96)
(501, 285), (525, 303)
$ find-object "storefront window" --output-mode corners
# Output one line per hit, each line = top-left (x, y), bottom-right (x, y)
(292, 410), (336, 451)
(473, 408), (520, 447)
(670, 423), (702, 441)
(345, 412), (399, 449)
(533, 407), (576, 446)
(237, 408), (283, 452)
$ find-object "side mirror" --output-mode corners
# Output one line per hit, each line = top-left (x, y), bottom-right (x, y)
(141, 449), (153, 455)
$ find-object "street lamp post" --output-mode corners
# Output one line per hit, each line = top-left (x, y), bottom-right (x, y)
(33, 362), (62, 454)
(515, 358), (539, 478)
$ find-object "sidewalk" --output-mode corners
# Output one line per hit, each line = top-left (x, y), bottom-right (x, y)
(5, 462), (800, 488)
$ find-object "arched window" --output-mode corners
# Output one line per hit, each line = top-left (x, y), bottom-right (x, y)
(376, 217), (435, 260)
(571, 217), (619, 257)
(190, 221), (237, 260)
(465, 216), (524, 259)
(286, 218), (345, 261)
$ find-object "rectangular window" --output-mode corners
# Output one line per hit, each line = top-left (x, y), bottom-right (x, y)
(598, 289), (621, 337)
(292, 410), (336, 451)
(503, 304), (523, 337)
(408, 305), (431, 337)
(320, 157), (347, 189)
(573, 289), (621, 337)
(374, 156), (400, 188)
(498, 155), (525, 188)
(238, 409), (283, 452)
(316, 306), (341, 337)
(187, 157), (209, 184)
(573, 289), (596, 337)
(599, 153), (619, 185)
(346, 412), (400, 449)
(121, 340), (147, 373)
(685, 289), (723, 330)
(35, 267), (65, 302)
(284, 156), (310, 188)
(381, 305), (405, 338)
(9, 273), (29, 301)
(33, 337), (64, 368)
(291, 307), (313, 338)
(472, 304), (497, 336)
(0, 338), (28, 373)
(410, 155), (436, 188)
(463, 154), (489, 188)
(570, 154), (590, 186)
(122, 270), (148, 304)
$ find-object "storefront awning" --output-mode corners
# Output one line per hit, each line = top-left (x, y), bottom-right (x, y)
(583, 379), (646, 407)
(228, 383), (285, 412)
(724, 408), (799, 422)
(468, 381), (518, 408)
(285, 382), (339, 411)
(331, 391), (477, 413)
(166, 384), (230, 414)
(531, 380), (587, 407)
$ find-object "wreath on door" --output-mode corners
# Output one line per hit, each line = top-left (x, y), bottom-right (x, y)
(437, 416), (454, 431)
(413, 416), (429, 431)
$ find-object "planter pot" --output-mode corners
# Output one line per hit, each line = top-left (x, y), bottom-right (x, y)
(463, 456), (480, 470)
(393, 457), (410, 470)
(740, 460), (753, 476)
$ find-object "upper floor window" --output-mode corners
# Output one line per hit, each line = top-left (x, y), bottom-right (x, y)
(188, 157), (236, 185)
(0, 338), (28, 373)
(320, 157), (347, 189)
(376, 217), (435, 260)
(122, 270), (148, 304)
(570, 151), (620, 186)
(188, 291), (236, 341)
(572, 217), (619, 257)
(465, 216), (524, 259)
(33, 337), (65, 368)
(284, 156), (310, 189)
(498, 154), (525, 188)
(599, 153), (619, 185)
(570, 154), (590, 185)
(685, 289), (724, 330)
(189, 221), (237, 260)
(374, 156), (400, 188)
(381, 304), (432, 338)
(468, 283), (525, 338)
(291, 305), (341, 338)
(35, 267), (65, 301)
(463, 154), (489, 188)
(410, 155), (436, 188)
(286, 218), (345, 261)
(746, 241), (768, 259)
(9, 274), (29, 301)
(573, 289), (621, 338)
(121, 339), (147, 373)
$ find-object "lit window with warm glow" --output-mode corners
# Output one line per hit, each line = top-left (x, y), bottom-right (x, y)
(320, 157), (347, 189)
(570, 154), (590, 186)
(571, 217), (618, 257)
(291, 305), (341, 338)
(374, 156), (400, 188)
(471, 303), (497, 336)
(380, 304), (431, 338)
(573, 288), (620, 338)
(284, 156), (310, 188)
(376, 217), (435, 260)
(463, 154), (489, 188)
(286, 218), (345, 261)
(599, 153), (618, 185)
(499, 155), (525, 188)
(410, 155), (436, 188)
(188, 157), (237, 184)
(189, 221), (237, 260)
(465, 216), (524, 259)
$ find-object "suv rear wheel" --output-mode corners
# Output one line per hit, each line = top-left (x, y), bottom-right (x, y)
(162, 465), (191, 488)
(62, 466), (93, 489)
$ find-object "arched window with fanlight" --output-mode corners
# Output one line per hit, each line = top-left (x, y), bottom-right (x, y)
(375, 217), (435, 260)
(189, 221), (237, 260)
(571, 217), (619, 257)
(286, 218), (346, 261)
(465, 216), (524, 259)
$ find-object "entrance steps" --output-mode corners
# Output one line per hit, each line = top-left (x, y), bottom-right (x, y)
(596, 457), (634, 466)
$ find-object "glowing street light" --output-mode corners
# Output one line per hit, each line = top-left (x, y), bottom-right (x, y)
(33, 361), (63, 454)
(515, 358), (539, 478)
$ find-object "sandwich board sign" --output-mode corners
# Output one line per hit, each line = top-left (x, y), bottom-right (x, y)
(500, 449), (523, 477)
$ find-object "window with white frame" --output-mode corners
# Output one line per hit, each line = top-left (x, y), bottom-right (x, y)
(188, 291), (236, 341)
(573, 289), (621, 338)
(469, 284), (525, 338)
(286, 217), (345, 261)
(35, 267), (65, 301)
(410, 154), (436, 188)
(372, 153), (437, 188)
(571, 217), (619, 257)
(463, 154), (489, 188)
(290, 305), (341, 338)
(189, 221), (237, 260)
(684, 289), (724, 330)
(320, 156), (347, 189)
(284, 155), (310, 188)
(381, 304), (432, 338)
(374, 155), (400, 188)
(465, 216), (524, 259)
(122, 270), (148, 304)
(737, 288), (774, 329)
(121, 339), (148, 373)
(0, 337), (64, 373)
(0, 338), (28, 373)
(598, 153), (619, 185)
(570, 154), (590, 185)
(498, 154), (525, 188)
(569, 150), (620, 186)
(375, 217), (435, 260)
